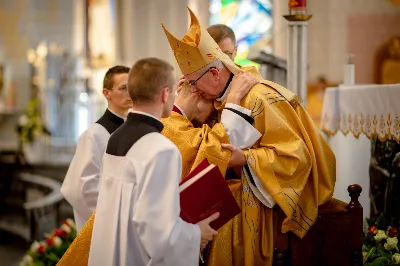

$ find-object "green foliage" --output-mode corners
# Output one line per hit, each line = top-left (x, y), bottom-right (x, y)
(367, 217), (375, 226)
(365, 257), (390, 266)
(16, 98), (51, 144)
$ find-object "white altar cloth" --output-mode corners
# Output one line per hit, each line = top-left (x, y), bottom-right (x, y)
(320, 84), (400, 219)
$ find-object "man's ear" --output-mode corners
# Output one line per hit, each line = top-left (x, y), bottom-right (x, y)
(161, 86), (169, 103)
(209, 68), (220, 79)
(103, 88), (111, 100)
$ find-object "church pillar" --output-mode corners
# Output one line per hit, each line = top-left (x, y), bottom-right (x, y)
(273, 0), (288, 60)
(115, 0), (192, 78)
(284, 0), (312, 107)
(187, 0), (210, 27)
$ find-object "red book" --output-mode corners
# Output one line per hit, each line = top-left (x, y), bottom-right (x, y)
(179, 159), (241, 230)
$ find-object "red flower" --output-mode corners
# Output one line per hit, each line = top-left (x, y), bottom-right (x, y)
(46, 237), (55, 246)
(53, 228), (68, 238)
(388, 227), (399, 238)
(368, 225), (378, 237)
(37, 245), (46, 254)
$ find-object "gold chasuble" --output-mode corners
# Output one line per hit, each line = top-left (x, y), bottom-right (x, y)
(162, 7), (336, 266)
(161, 110), (231, 179)
(57, 213), (94, 266)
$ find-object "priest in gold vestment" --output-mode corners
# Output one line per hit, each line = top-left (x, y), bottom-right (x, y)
(161, 7), (336, 266)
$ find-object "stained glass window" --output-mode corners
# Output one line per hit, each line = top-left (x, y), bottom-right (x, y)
(209, 0), (273, 67)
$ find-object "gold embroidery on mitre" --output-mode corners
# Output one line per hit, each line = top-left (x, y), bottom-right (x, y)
(207, 52), (216, 60)
(161, 7), (241, 75)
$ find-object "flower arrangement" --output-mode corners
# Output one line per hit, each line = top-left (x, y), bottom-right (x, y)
(363, 213), (400, 265)
(20, 219), (76, 266)
(16, 98), (51, 144)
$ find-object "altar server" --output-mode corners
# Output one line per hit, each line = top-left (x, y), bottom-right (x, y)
(61, 65), (132, 232)
(88, 58), (218, 266)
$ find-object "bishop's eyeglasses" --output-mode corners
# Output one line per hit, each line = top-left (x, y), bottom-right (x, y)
(187, 67), (217, 89)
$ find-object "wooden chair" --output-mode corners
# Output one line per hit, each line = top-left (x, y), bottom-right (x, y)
(273, 184), (363, 266)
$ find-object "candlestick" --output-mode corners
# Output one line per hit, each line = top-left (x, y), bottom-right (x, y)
(284, 0), (312, 107)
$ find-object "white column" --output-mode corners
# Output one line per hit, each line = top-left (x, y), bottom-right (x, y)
(287, 22), (298, 95)
(115, 0), (135, 66)
(72, 0), (85, 55)
(299, 21), (308, 106)
(115, 0), (195, 78)
(272, 0), (288, 60)
(287, 20), (309, 107)
(188, 0), (210, 27)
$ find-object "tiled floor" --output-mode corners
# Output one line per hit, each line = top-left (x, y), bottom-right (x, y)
(0, 230), (29, 266)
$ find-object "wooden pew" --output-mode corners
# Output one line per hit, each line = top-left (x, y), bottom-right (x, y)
(273, 184), (363, 266)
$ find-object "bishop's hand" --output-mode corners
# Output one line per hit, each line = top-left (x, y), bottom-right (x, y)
(177, 75), (186, 94)
(226, 72), (259, 105)
(196, 212), (219, 250)
(222, 143), (246, 167)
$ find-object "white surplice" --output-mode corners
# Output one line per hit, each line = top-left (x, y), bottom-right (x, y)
(60, 124), (110, 232)
(221, 103), (261, 149)
(88, 132), (200, 266)
(61, 109), (125, 232)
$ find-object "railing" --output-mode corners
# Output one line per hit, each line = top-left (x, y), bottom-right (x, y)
(0, 173), (64, 242)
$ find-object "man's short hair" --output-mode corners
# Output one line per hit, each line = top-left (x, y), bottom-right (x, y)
(103, 65), (130, 90)
(207, 24), (236, 44)
(128, 58), (174, 104)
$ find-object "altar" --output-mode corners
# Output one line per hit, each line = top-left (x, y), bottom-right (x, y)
(320, 84), (400, 220)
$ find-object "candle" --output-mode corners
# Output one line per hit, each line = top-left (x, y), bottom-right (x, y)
(289, 0), (306, 8)
(289, 0), (307, 14)
(343, 55), (355, 85)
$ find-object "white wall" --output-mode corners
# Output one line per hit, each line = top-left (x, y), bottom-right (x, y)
(271, 0), (400, 83)
(115, 0), (193, 78)
(307, 0), (400, 83)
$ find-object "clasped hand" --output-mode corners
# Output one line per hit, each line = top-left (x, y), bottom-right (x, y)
(197, 212), (220, 251)
(226, 72), (259, 104)
(222, 143), (246, 167)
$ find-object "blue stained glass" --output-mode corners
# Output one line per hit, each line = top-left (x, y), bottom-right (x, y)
(209, 0), (273, 67)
